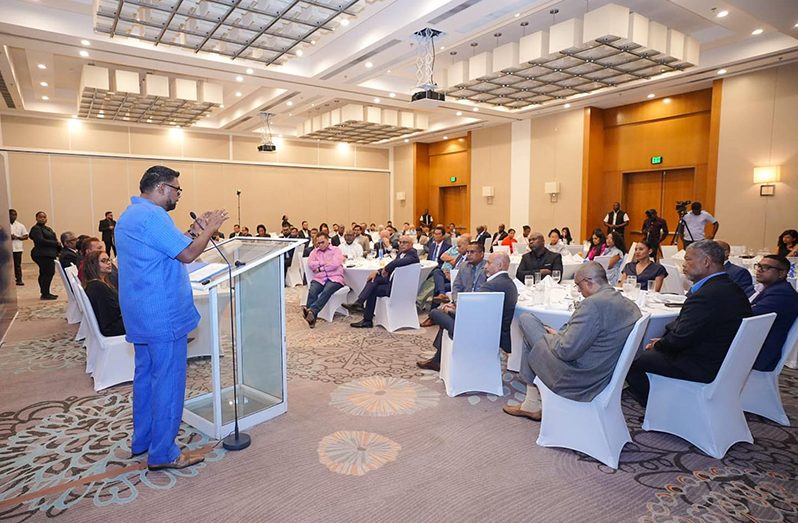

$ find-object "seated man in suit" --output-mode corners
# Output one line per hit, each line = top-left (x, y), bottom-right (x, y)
(475, 225), (491, 247)
(716, 240), (754, 297)
(58, 231), (79, 268)
(515, 232), (563, 283)
(421, 237), (484, 326)
(416, 251), (517, 372)
(425, 226), (452, 301)
(346, 235), (420, 328)
(750, 255), (798, 371)
(504, 262), (641, 421)
(626, 240), (752, 406)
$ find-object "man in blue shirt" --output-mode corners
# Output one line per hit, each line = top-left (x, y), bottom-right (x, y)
(116, 165), (228, 471)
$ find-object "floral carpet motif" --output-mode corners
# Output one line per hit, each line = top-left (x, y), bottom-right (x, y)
(317, 430), (401, 476)
(1, 331), (86, 374)
(330, 376), (440, 416)
(15, 301), (66, 322)
(0, 393), (225, 521)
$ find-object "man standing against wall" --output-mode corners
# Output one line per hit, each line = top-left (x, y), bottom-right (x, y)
(9, 209), (28, 286)
(603, 202), (630, 238)
(116, 165), (228, 471)
(99, 211), (117, 257)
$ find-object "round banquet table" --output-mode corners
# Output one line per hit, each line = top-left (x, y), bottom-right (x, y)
(343, 258), (438, 301)
(506, 288), (680, 373)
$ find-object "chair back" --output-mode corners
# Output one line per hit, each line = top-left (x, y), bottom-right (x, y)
(483, 237), (491, 253)
(302, 257), (316, 281)
(55, 259), (74, 297)
(706, 313), (776, 399)
(515, 241), (530, 255)
(622, 242), (636, 266)
(493, 245), (511, 255)
(730, 245), (746, 256)
(770, 316), (798, 375)
(449, 269), (459, 286)
(660, 245), (678, 259)
(66, 271), (86, 314)
(660, 263), (687, 295)
(452, 292), (503, 355)
(593, 255), (612, 270)
(598, 314), (650, 407)
(71, 275), (106, 340)
(388, 264), (422, 302)
(565, 244), (584, 256)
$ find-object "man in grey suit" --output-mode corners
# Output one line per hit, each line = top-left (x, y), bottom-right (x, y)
(417, 251), (518, 372)
(504, 262), (641, 421)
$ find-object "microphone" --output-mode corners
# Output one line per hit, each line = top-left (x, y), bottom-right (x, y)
(189, 211), (251, 451)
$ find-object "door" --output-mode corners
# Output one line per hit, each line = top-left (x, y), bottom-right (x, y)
(439, 186), (467, 233)
(623, 168), (695, 244)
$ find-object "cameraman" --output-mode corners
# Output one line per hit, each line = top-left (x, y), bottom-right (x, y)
(642, 209), (668, 259)
(681, 202), (719, 248)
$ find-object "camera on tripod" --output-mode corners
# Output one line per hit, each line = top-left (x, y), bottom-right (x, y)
(675, 200), (692, 216)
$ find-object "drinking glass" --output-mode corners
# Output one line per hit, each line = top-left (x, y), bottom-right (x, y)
(534, 272), (542, 285)
(628, 283), (641, 300)
(647, 280), (657, 293)
(551, 270), (561, 284)
(525, 275), (535, 288)
(627, 275), (637, 286)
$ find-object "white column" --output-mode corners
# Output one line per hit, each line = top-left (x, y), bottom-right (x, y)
(388, 146), (395, 223)
(509, 120), (531, 229)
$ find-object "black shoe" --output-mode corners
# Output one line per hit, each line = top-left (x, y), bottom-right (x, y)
(343, 301), (364, 313)
(15, 281), (23, 286)
(305, 309), (317, 328)
(350, 319), (373, 328)
(41, 294), (58, 301)
(301, 306), (309, 319)
(416, 358), (440, 372)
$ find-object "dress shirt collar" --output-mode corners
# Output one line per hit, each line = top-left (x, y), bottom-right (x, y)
(689, 271), (725, 294)
(486, 270), (508, 282)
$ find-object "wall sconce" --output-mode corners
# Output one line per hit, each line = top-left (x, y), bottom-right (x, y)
(753, 166), (780, 196)
(482, 186), (494, 204)
(396, 191), (406, 202)
(544, 181), (561, 202)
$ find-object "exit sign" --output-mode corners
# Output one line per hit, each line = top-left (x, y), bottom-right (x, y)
(650, 155), (663, 165)
(449, 176), (457, 183)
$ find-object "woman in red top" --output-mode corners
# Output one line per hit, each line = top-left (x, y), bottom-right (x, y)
(500, 228), (518, 253)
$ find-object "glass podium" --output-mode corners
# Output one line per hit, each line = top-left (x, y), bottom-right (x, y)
(183, 236), (306, 439)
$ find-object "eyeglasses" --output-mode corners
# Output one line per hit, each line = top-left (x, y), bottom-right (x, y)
(161, 183), (183, 195)
(465, 250), (479, 255)
(754, 263), (781, 272)
(574, 277), (593, 287)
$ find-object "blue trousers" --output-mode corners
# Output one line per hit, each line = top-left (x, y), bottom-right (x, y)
(307, 279), (343, 314)
(428, 267), (450, 296)
(131, 337), (188, 465)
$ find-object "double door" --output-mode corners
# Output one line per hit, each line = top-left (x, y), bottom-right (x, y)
(623, 168), (695, 244)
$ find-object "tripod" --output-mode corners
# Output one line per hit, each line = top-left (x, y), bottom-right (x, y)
(671, 213), (694, 247)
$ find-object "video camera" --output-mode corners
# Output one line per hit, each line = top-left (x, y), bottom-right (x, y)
(675, 200), (692, 216)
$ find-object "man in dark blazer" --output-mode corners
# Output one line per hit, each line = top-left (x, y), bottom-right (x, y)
(98, 211), (117, 257)
(750, 255), (798, 371)
(491, 223), (508, 250)
(515, 232), (563, 283)
(717, 240), (754, 297)
(626, 240), (752, 406)
(475, 225), (491, 246)
(417, 251), (518, 371)
(425, 226), (452, 301)
(347, 235), (420, 328)
(58, 231), (79, 268)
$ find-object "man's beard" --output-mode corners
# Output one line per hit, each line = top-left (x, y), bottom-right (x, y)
(165, 198), (177, 211)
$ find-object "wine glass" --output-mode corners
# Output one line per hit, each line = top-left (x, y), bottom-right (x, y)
(551, 270), (561, 284)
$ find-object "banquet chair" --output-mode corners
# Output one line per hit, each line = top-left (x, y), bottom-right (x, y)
(65, 271), (93, 371)
(730, 245), (746, 256)
(70, 272), (136, 391)
(285, 246), (305, 287)
(660, 245), (678, 259)
(660, 263), (688, 295)
(483, 237), (492, 253)
(56, 260), (82, 325)
(493, 245), (511, 255)
(439, 292), (504, 397)
(593, 255), (612, 271)
(515, 241), (529, 255)
(741, 316), (798, 426)
(374, 264), (422, 332)
(535, 314), (651, 469)
(622, 243), (636, 268)
(301, 258), (350, 323)
(642, 313), (776, 458)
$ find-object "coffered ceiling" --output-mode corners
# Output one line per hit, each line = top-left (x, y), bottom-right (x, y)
(0, 0), (796, 145)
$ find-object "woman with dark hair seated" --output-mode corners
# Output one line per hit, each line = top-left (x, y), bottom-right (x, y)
(80, 250), (125, 336)
(560, 226), (574, 245)
(619, 239), (667, 292)
(586, 230), (607, 260)
(776, 229), (798, 257)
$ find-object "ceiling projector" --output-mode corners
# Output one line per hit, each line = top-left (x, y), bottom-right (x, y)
(411, 89), (445, 107)
(258, 142), (277, 152)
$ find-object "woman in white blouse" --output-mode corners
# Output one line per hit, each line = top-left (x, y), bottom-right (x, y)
(603, 231), (626, 285)
(546, 228), (569, 255)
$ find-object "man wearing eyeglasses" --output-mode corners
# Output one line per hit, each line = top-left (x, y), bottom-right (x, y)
(749, 255), (798, 371)
(503, 262), (641, 422)
(117, 165), (228, 471)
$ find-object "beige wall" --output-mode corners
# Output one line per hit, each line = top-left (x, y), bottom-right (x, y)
(715, 62), (798, 250)
(471, 124), (511, 233)
(530, 110), (585, 241)
(392, 144), (414, 226)
(0, 116), (390, 237)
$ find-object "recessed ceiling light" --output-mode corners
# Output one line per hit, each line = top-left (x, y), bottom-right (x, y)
(71, 114), (77, 119)
(365, 61), (373, 68)
(373, 97), (381, 103)
(440, 46), (446, 50)
(311, 40), (316, 45)
(98, 109), (104, 114)
(98, 113), (104, 118)
(287, 100), (293, 106)
(235, 75), (243, 82)
(443, 136), (448, 140)
(37, 63), (46, 69)
(245, 68), (254, 74)
(716, 9), (728, 18)
(514, 13), (520, 18)
(563, 103), (571, 109)
(288, 113), (293, 116)
(235, 91), (242, 97)
(663, 97), (672, 104)
(647, 93), (656, 99)
(220, 104), (225, 108)
(146, 118), (152, 123)
(717, 68), (727, 75)
(41, 95), (49, 100)
(456, 111), (462, 116)
(473, 107), (479, 112)
(386, 69), (392, 74)
(296, 49), (304, 56)
(389, 92), (396, 98)
(40, 81), (48, 87)
(339, 18), (350, 27)
(79, 50), (89, 57)
(404, 139), (409, 143)
(751, 28), (763, 35)
(81, 39), (90, 46)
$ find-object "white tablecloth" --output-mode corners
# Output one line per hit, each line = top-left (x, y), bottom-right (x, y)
(343, 259), (438, 300)
(508, 254), (583, 281)
(507, 289), (679, 372)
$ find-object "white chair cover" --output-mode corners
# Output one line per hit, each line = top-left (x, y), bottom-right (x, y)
(730, 245), (746, 256)
(285, 245), (305, 287)
(439, 292), (504, 397)
(593, 255), (612, 270)
(660, 263), (688, 295)
(374, 264), (422, 332)
(55, 260), (82, 325)
(642, 313), (777, 458)
(535, 314), (651, 469)
(493, 245), (511, 255)
(660, 245), (678, 259)
(741, 316), (798, 426)
(301, 258), (350, 323)
(565, 244), (584, 256)
(622, 242), (636, 268)
(515, 241), (530, 255)
(483, 237), (491, 253)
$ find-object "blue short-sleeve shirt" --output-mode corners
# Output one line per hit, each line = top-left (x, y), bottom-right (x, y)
(116, 196), (199, 343)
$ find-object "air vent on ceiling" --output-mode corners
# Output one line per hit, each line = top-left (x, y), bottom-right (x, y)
(320, 39), (401, 80)
(428, 0), (483, 25)
(0, 70), (16, 109)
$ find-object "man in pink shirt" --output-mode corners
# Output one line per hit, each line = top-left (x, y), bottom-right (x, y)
(304, 232), (345, 327)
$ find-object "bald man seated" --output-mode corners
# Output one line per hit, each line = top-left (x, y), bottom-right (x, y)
(504, 262), (642, 421)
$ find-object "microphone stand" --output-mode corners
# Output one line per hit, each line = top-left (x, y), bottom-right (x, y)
(235, 190), (242, 230)
(190, 212), (251, 451)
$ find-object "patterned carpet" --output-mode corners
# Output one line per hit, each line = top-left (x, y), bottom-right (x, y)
(0, 265), (796, 522)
